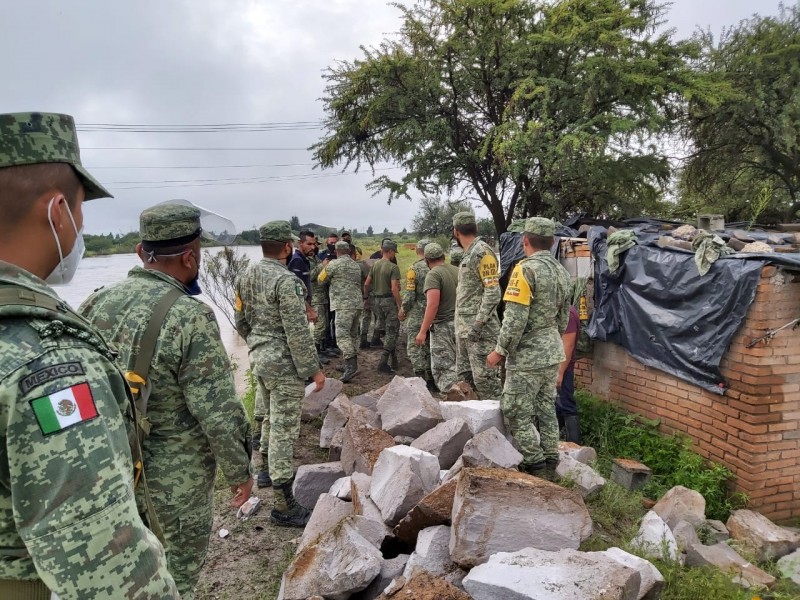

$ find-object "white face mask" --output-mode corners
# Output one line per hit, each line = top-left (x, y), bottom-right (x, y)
(45, 196), (85, 286)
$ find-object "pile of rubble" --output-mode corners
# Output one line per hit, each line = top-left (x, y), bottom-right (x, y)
(660, 223), (800, 253)
(276, 376), (800, 599)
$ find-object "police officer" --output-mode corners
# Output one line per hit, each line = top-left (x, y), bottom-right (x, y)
(0, 112), (178, 598)
(364, 240), (402, 373)
(399, 239), (433, 388)
(80, 202), (254, 598)
(487, 217), (572, 475)
(235, 221), (325, 527)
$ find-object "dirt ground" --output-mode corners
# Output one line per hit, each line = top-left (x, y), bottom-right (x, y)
(195, 328), (418, 600)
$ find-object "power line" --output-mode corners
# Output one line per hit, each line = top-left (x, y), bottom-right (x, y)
(83, 146), (311, 151)
(89, 163), (313, 169)
(78, 120), (321, 129)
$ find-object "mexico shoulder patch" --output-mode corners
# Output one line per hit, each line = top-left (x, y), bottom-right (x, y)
(30, 382), (99, 436)
(504, 264), (532, 305)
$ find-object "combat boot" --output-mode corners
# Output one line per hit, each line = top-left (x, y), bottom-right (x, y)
(389, 350), (398, 370)
(424, 371), (438, 392)
(414, 370), (426, 380)
(324, 343), (341, 357)
(271, 479), (310, 528)
(340, 357), (359, 383)
(370, 333), (383, 348)
(564, 415), (582, 445)
(315, 343), (330, 365)
(543, 457), (560, 482)
(257, 469), (272, 488)
(377, 351), (394, 374)
(359, 335), (370, 349)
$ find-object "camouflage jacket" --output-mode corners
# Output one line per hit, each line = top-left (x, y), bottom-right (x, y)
(234, 258), (319, 380)
(455, 237), (501, 334)
(318, 255), (362, 312)
(495, 251), (572, 369)
(80, 267), (252, 504)
(309, 255), (328, 306)
(0, 261), (177, 598)
(401, 259), (430, 319)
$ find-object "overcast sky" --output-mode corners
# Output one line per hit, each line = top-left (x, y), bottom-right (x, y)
(0, 0), (784, 235)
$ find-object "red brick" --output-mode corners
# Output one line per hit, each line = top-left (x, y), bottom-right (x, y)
(725, 417), (768, 435)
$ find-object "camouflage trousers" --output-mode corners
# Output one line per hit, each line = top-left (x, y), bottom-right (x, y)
(256, 375), (303, 485)
(334, 308), (362, 360)
(374, 297), (400, 351)
(500, 366), (559, 465)
(254, 379), (266, 419)
(455, 322), (502, 399)
(405, 313), (430, 372)
(430, 320), (458, 392)
(312, 302), (329, 345)
(156, 494), (214, 599)
(360, 296), (373, 338)
(373, 298), (386, 333)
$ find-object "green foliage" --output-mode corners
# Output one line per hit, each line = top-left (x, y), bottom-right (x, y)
(581, 481), (647, 552)
(289, 215), (301, 230)
(84, 232), (140, 256)
(411, 197), (473, 236)
(199, 246), (251, 329)
(367, 225), (374, 236)
(577, 390), (746, 520)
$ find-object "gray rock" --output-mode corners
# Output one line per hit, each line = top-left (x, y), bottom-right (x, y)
(727, 237), (747, 251)
(701, 519), (730, 544)
(599, 547), (665, 600)
(611, 458), (652, 491)
(673, 520), (701, 553)
(371, 445), (441, 526)
(302, 378), (344, 421)
(350, 473), (384, 524)
(283, 517), (383, 600)
(558, 441), (598, 465)
(439, 400), (505, 435)
(403, 525), (466, 588)
(377, 376), (442, 437)
(350, 403), (382, 429)
(394, 435), (416, 445)
(411, 419), (473, 469)
(556, 455), (606, 498)
(450, 468), (593, 568)
(320, 394), (354, 448)
(440, 457), (463, 484)
(727, 509), (800, 562)
(348, 514), (390, 549)
(777, 548), (800, 585)
(686, 542), (776, 589)
(340, 420), (395, 476)
(632, 511), (679, 562)
(352, 384), (387, 412)
(463, 547), (641, 600)
(460, 426), (523, 469)
(328, 428), (344, 462)
(328, 476), (352, 501)
(651, 485), (706, 529)
(352, 554), (410, 600)
(293, 462), (346, 510)
(299, 493), (354, 551)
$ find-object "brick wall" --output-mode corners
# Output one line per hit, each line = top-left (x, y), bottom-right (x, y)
(575, 266), (800, 522)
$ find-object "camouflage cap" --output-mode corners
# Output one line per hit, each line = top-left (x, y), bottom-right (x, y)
(382, 240), (398, 251)
(140, 203), (202, 244)
(259, 220), (299, 242)
(450, 247), (465, 265)
(335, 240), (350, 251)
(340, 230), (352, 236)
(416, 238), (431, 250)
(423, 242), (445, 260)
(0, 112), (112, 200)
(525, 217), (555, 236)
(452, 211), (476, 227)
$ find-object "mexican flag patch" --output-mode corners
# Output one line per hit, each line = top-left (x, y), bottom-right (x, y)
(31, 382), (98, 435)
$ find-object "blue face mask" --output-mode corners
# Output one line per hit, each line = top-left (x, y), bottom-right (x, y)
(186, 276), (202, 296)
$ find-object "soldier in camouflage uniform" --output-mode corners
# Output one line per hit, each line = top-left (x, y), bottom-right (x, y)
(415, 243), (460, 392)
(399, 239), (433, 388)
(318, 240), (363, 382)
(235, 221), (325, 528)
(487, 218), (572, 475)
(453, 212), (503, 399)
(450, 247), (464, 266)
(364, 240), (402, 373)
(309, 242), (332, 363)
(0, 112), (178, 598)
(357, 257), (377, 347)
(80, 202), (253, 598)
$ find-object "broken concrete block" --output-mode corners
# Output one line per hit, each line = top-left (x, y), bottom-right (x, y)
(632, 511), (680, 562)
(727, 509), (800, 562)
(460, 426), (523, 469)
(439, 400), (504, 435)
(611, 458), (653, 491)
(559, 441), (598, 465)
(328, 428), (344, 462)
(463, 547), (641, 600)
(348, 514), (390, 550)
(701, 519), (730, 544)
(351, 388), (382, 412)
(350, 403), (382, 429)
(440, 457), (463, 485)
(777, 548), (800, 585)
(403, 525), (466, 588)
(340, 420), (395, 476)
(393, 479), (458, 547)
(371, 445), (441, 526)
(302, 378), (344, 421)
(556, 455), (606, 498)
(652, 485), (706, 529)
(293, 462), (346, 510)
(394, 435), (416, 445)
(686, 542), (776, 589)
(599, 547), (665, 600)
(320, 394), (353, 448)
(673, 520), (701, 553)
(450, 468), (593, 568)
(329, 476), (352, 501)
(351, 472), (384, 525)
(445, 381), (477, 402)
(377, 573), (471, 600)
(411, 419), (472, 469)
(283, 517), (383, 600)
(377, 376), (442, 437)
(352, 554), (409, 600)
(299, 493), (353, 551)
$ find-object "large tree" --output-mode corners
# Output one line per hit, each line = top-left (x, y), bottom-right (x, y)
(312, 0), (708, 234)
(679, 4), (800, 223)
(411, 197), (473, 235)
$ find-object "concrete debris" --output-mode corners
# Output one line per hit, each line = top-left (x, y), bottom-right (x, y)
(371, 445), (441, 526)
(776, 548), (800, 585)
(377, 376), (442, 437)
(328, 476), (352, 501)
(445, 381), (478, 402)
(328, 428), (344, 462)
(394, 435), (416, 445)
(672, 520), (701, 553)
(438, 400), (505, 436)
(292, 462), (346, 510)
(727, 237), (747, 251)
(340, 419), (395, 476)
(463, 547), (641, 600)
(349, 514), (390, 550)
(352, 383), (388, 411)
(450, 468), (593, 568)
(403, 525), (467, 588)
(376, 573), (471, 600)
(672, 224), (698, 241)
(302, 378), (344, 421)
(460, 426), (523, 469)
(741, 241), (773, 253)
(351, 403), (382, 429)
(726, 509), (800, 562)
(599, 547), (665, 600)
(299, 493), (354, 551)
(558, 441), (598, 465)
(392, 478), (458, 547)
(686, 542), (776, 589)
(440, 457), (463, 485)
(651, 485), (706, 529)
(352, 554), (409, 600)
(236, 496), (261, 521)
(351, 472), (384, 524)
(556, 455), (606, 498)
(632, 511), (680, 562)
(320, 393), (354, 448)
(410, 418), (472, 469)
(611, 458), (652, 491)
(218, 528), (229, 539)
